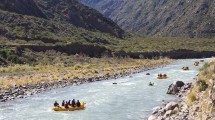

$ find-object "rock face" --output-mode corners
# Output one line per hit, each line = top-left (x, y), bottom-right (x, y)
(167, 81), (185, 95)
(81, 0), (215, 38)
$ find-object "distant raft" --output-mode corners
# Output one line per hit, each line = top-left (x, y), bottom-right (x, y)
(148, 82), (154, 86)
(52, 102), (86, 111)
(194, 62), (199, 66)
(182, 67), (189, 70)
(157, 75), (168, 79)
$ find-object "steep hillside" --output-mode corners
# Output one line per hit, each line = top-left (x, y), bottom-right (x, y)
(80, 0), (215, 38)
(0, 0), (124, 38)
(0, 0), (127, 65)
(0, 0), (46, 18)
(0, 9), (120, 45)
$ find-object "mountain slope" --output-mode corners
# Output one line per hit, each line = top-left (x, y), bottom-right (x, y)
(0, 0), (124, 38)
(0, 0), (127, 65)
(0, 0), (46, 18)
(80, 0), (215, 38)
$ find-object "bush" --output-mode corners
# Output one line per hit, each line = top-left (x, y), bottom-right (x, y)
(195, 80), (208, 92)
(187, 92), (196, 103)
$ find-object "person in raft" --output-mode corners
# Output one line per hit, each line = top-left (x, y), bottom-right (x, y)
(158, 74), (162, 77)
(72, 99), (76, 107)
(76, 100), (81, 107)
(65, 101), (69, 108)
(163, 74), (167, 77)
(62, 100), (65, 106)
(149, 82), (154, 86)
(68, 100), (71, 106)
(54, 101), (59, 107)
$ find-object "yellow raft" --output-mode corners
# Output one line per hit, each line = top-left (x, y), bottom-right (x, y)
(52, 102), (86, 111)
(157, 76), (168, 79)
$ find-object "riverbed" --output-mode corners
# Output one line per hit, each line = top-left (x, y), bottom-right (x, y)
(0, 59), (207, 120)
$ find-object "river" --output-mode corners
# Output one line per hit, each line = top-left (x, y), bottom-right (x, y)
(0, 59), (208, 120)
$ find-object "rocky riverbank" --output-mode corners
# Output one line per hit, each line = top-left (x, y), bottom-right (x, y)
(148, 74), (215, 120)
(0, 63), (170, 102)
(148, 80), (193, 120)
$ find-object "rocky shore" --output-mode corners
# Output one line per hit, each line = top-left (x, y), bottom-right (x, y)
(0, 63), (169, 102)
(147, 59), (215, 120)
(148, 80), (193, 120)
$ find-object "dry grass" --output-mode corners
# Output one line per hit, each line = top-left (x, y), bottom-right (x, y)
(186, 58), (215, 119)
(0, 57), (172, 89)
(198, 58), (215, 84)
(187, 91), (197, 106)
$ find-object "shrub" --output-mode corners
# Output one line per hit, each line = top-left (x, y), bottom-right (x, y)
(187, 91), (197, 104)
(195, 80), (208, 92)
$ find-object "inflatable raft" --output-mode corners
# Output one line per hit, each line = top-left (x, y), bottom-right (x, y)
(157, 76), (168, 79)
(52, 102), (86, 111)
(182, 67), (189, 70)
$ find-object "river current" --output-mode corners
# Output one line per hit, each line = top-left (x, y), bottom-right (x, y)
(0, 59), (208, 120)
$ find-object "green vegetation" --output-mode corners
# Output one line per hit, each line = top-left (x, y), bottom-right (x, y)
(194, 80), (208, 92)
(0, 10), (122, 47)
(0, 1), (215, 56)
(110, 37), (215, 52)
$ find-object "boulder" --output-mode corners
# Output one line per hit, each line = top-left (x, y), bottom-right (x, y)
(26, 91), (33, 96)
(173, 81), (185, 88)
(18, 90), (25, 95)
(165, 102), (179, 111)
(167, 84), (179, 94)
(4, 91), (10, 95)
(167, 81), (185, 94)
(17, 95), (24, 98)
(0, 98), (6, 102)
(172, 106), (179, 114)
(181, 83), (192, 91)
(158, 108), (166, 115)
(148, 115), (157, 120)
(8, 97), (15, 100)
(152, 106), (162, 114)
(164, 110), (172, 118)
(0, 94), (3, 99)
(88, 78), (94, 82)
